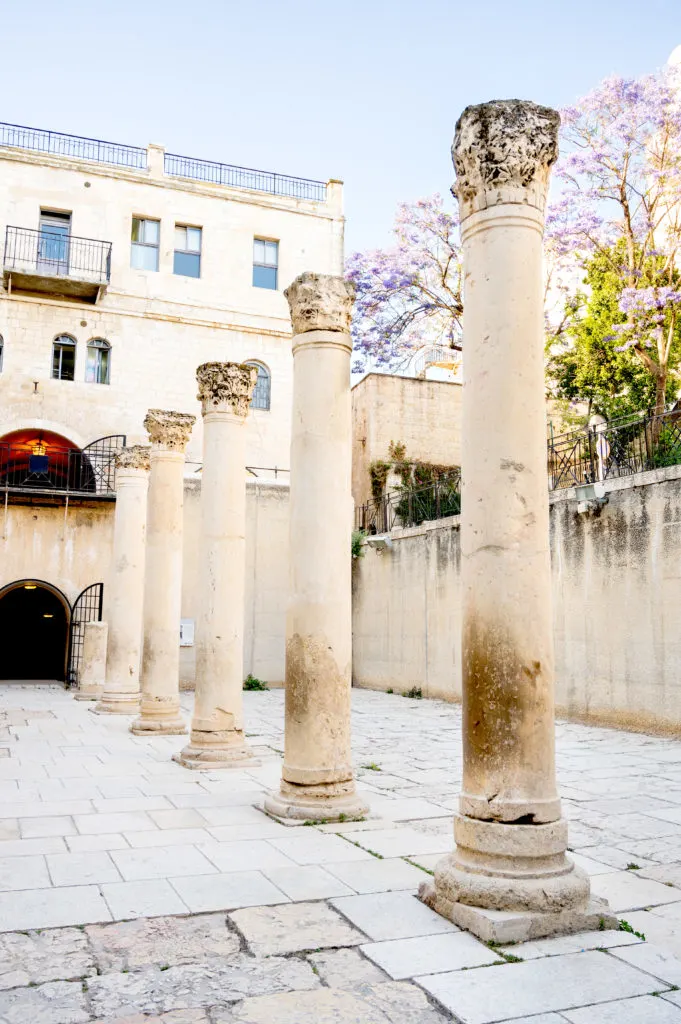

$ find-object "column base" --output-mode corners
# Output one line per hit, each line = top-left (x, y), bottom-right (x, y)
(173, 739), (260, 771)
(93, 693), (141, 715)
(130, 696), (186, 735)
(73, 688), (102, 702)
(419, 880), (615, 944)
(418, 815), (617, 943)
(264, 778), (369, 823)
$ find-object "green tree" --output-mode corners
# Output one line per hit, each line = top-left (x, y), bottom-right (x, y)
(547, 246), (681, 421)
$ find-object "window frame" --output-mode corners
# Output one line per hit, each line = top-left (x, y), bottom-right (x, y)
(131, 216), (160, 272)
(173, 223), (202, 278)
(244, 360), (271, 411)
(52, 334), (76, 382)
(252, 238), (279, 290)
(85, 338), (111, 385)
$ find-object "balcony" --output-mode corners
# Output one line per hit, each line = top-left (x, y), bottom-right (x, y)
(3, 226), (112, 302)
(0, 433), (125, 507)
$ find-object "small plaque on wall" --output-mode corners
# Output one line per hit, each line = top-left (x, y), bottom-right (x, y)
(180, 619), (195, 647)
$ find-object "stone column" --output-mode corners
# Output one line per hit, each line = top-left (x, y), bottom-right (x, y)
(131, 410), (195, 736)
(420, 101), (615, 942)
(96, 446), (150, 714)
(175, 362), (258, 769)
(265, 273), (368, 822)
(74, 621), (108, 700)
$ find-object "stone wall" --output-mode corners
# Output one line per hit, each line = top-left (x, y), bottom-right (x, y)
(351, 373), (463, 507)
(0, 478), (289, 684)
(0, 143), (343, 469)
(352, 466), (681, 733)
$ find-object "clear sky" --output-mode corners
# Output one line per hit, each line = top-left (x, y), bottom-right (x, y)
(1, 0), (679, 254)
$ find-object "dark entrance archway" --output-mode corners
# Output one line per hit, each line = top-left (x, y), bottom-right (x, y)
(0, 581), (70, 680)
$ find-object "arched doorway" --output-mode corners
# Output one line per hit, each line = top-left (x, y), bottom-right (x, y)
(0, 581), (70, 681)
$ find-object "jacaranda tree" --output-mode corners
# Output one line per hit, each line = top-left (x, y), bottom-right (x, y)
(345, 195), (463, 372)
(548, 68), (681, 415)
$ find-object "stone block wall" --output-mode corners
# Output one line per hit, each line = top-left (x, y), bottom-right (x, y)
(352, 465), (681, 732)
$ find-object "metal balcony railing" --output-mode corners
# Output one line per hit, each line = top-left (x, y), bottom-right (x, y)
(4, 226), (112, 285)
(0, 436), (125, 501)
(0, 122), (147, 168)
(164, 152), (327, 201)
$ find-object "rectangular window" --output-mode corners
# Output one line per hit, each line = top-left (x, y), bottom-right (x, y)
(253, 238), (278, 290)
(131, 217), (160, 271)
(173, 225), (202, 278)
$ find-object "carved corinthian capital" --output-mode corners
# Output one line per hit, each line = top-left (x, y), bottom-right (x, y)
(116, 445), (151, 472)
(196, 362), (258, 418)
(452, 100), (560, 218)
(144, 409), (196, 452)
(285, 272), (355, 335)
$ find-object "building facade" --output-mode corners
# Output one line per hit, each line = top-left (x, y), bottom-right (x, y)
(0, 122), (343, 685)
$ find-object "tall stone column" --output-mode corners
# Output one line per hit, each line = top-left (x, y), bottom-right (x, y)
(74, 621), (108, 701)
(265, 273), (368, 822)
(175, 362), (258, 769)
(420, 101), (615, 942)
(96, 446), (150, 715)
(131, 410), (195, 736)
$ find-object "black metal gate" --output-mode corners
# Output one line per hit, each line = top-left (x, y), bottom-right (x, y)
(66, 582), (104, 687)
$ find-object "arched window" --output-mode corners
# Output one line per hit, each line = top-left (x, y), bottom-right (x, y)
(245, 361), (271, 411)
(0, 334), (3, 373)
(52, 335), (76, 381)
(86, 338), (111, 385)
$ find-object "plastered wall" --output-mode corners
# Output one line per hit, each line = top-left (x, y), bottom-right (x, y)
(352, 466), (681, 733)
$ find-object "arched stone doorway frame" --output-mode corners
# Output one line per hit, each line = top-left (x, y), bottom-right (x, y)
(0, 578), (72, 681)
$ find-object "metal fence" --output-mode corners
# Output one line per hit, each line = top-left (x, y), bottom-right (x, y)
(356, 410), (681, 533)
(4, 226), (112, 284)
(356, 470), (462, 534)
(164, 153), (327, 202)
(547, 410), (681, 490)
(0, 435), (125, 498)
(0, 122), (147, 169)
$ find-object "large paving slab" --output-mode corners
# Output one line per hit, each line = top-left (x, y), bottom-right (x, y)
(3, 685), (681, 1021)
(230, 901), (366, 955)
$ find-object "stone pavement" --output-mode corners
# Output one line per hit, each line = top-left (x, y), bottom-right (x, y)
(3, 687), (681, 1021)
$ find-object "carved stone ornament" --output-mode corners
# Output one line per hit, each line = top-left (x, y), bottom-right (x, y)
(285, 272), (355, 335)
(116, 445), (151, 472)
(452, 99), (560, 216)
(196, 362), (258, 417)
(144, 409), (196, 451)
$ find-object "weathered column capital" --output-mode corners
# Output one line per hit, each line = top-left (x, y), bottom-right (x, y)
(116, 445), (151, 473)
(452, 100), (560, 218)
(196, 362), (258, 418)
(144, 409), (196, 452)
(285, 272), (355, 335)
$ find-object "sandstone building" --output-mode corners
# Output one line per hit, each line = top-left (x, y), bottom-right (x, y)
(0, 121), (343, 686)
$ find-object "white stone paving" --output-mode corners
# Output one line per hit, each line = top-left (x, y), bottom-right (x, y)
(1, 685), (681, 1021)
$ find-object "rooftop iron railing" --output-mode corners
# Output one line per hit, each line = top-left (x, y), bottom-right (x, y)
(4, 226), (112, 284)
(164, 152), (327, 201)
(356, 409), (681, 532)
(0, 120), (327, 201)
(0, 122), (147, 168)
